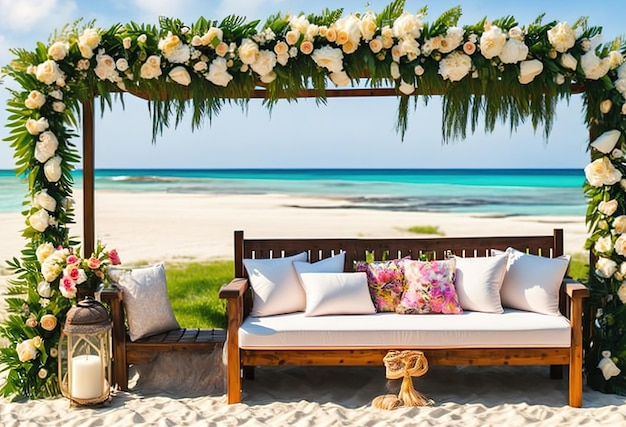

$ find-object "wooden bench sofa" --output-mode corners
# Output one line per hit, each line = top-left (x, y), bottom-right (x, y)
(101, 288), (226, 390)
(219, 229), (589, 407)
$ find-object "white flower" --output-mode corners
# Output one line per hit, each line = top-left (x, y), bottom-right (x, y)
(360, 11), (377, 41)
(335, 14), (361, 54)
(48, 41), (69, 61)
(36, 242), (55, 263)
(581, 50), (611, 80)
(479, 23), (506, 59)
(25, 90), (46, 109)
(329, 71), (351, 87)
(585, 157), (622, 187)
(140, 55), (162, 79)
(78, 28), (101, 58)
(596, 257), (618, 278)
(238, 38), (259, 65)
(399, 38), (420, 61)
(600, 100), (612, 114)
(595, 235), (613, 253)
(438, 51), (472, 82)
(599, 199), (619, 216)
(399, 79), (415, 95)
(94, 52), (120, 82)
(311, 46), (344, 74)
(123, 37), (132, 49)
(439, 27), (464, 54)
(16, 339), (38, 362)
(547, 22), (576, 53)
(560, 53), (577, 71)
(168, 66), (191, 86)
(614, 216), (626, 234)
(36, 60), (64, 85)
(35, 131), (59, 163)
(414, 65), (425, 76)
(25, 117), (49, 135)
(34, 189), (57, 212)
(137, 34), (147, 44)
(259, 71), (277, 84)
(390, 62), (400, 80)
(206, 57), (233, 87)
(44, 156), (63, 183)
(518, 60), (544, 84)
(591, 130), (621, 154)
(250, 50), (277, 77)
(392, 12), (423, 40)
(508, 26), (524, 42)
(158, 32), (190, 63)
(52, 101), (66, 113)
(200, 27), (223, 46)
(29, 209), (50, 232)
(618, 283), (626, 304)
(616, 234), (626, 257)
(37, 281), (52, 298)
(369, 37), (383, 54)
(498, 39), (528, 64)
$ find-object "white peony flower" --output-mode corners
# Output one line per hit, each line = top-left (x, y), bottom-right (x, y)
(479, 23), (506, 59)
(29, 209), (50, 232)
(596, 257), (618, 278)
(78, 28), (101, 58)
(360, 11), (377, 41)
(392, 12), (423, 40)
(168, 66), (191, 86)
(498, 39), (528, 64)
(238, 38), (259, 65)
(35, 131), (59, 163)
(36, 60), (65, 86)
(439, 27), (464, 54)
(250, 50), (277, 77)
(547, 22), (576, 53)
(518, 60), (543, 84)
(35, 242), (55, 263)
(585, 157), (622, 187)
(44, 156), (63, 183)
(206, 57), (233, 87)
(438, 51), (472, 82)
(311, 46), (344, 74)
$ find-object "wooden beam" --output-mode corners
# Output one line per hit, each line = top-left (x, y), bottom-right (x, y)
(82, 99), (95, 257)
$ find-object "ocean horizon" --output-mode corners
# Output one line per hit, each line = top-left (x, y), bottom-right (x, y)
(0, 168), (587, 216)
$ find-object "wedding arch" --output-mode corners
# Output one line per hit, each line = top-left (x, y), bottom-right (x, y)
(2, 0), (626, 399)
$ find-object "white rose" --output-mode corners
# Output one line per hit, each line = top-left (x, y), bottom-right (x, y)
(399, 79), (415, 95)
(34, 189), (57, 212)
(44, 156), (63, 183)
(618, 283), (626, 304)
(35, 131), (59, 163)
(585, 157), (622, 187)
(360, 11), (377, 41)
(392, 12), (423, 40)
(479, 23), (506, 59)
(41, 259), (61, 282)
(508, 26), (524, 41)
(414, 65), (425, 76)
(399, 38), (420, 61)
(206, 57), (233, 87)
(596, 257), (618, 278)
(238, 38), (259, 65)
(616, 235), (626, 257)
(168, 66), (191, 86)
(25, 117), (49, 135)
(36, 60), (64, 85)
(48, 41), (69, 61)
(25, 90), (46, 109)
(36, 242), (55, 263)
(329, 71), (351, 87)
(53, 101), (66, 113)
(554, 73), (565, 85)
(193, 61), (208, 72)
(518, 59), (544, 84)
(29, 209), (50, 232)
(140, 55), (162, 79)
(498, 39), (528, 64)
(547, 22), (576, 53)
(595, 235), (613, 253)
(311, 46), (344, 74)
(260, 71), (277, 84)
(200, 27), (223, 45)
(560, 53), (577, 71)
(94, 52), (119, 82)
(80, 28), (101, 50)
(37, 281), (52, 298)
(581, 50), (611, 80)
(158, 33), (190, 63)
(614, 216), (626, 234)
(439, 51), (472, 82)
(439, 27), (464, 54)
(600, 100), (613, 114)
(16, 339), (38, 362)
(250, 50), (277, 77)
(599, 199), (619, 216)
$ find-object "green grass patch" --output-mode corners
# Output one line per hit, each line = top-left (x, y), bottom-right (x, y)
(568, 252), (589, 283)
(165, 260), (232, 329)
(404, 225), (445, 236)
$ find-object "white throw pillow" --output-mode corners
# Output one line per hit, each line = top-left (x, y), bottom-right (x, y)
(454, 254), (508, 313)
(244, 252), (308, 317)
(111, 262), (180, 342)
(293, 252), (346, 278)
(496, 247), (570, 316)
(298, 272), (376, 317)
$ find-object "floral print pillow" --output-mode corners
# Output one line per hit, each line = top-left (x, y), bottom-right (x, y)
(355, 259), (405, 312)
(396, 259), (462, 314)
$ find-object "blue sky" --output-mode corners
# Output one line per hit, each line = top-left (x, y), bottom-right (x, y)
(0, 0), (624, 170)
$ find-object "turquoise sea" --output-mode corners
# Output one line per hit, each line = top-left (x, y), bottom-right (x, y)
(0, 168), (587, 216)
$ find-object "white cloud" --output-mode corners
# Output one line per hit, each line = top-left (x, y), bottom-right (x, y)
(0, 0), (76, 32)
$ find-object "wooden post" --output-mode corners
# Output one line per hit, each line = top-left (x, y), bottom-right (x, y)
(82, 99), (95, 257)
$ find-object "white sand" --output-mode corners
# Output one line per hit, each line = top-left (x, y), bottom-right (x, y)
(2, 190), (625, 426)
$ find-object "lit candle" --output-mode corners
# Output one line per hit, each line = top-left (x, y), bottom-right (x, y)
(71, 355), (103, 400)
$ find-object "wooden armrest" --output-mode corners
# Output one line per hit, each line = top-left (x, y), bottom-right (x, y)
(563, 277), (590, 300)
(219, 278), (248, 299)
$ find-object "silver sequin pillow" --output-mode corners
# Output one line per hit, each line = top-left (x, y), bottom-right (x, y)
(112, 262), (180, 341)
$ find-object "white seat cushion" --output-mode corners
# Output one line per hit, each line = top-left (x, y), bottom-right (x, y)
(239, 309), (571, 349)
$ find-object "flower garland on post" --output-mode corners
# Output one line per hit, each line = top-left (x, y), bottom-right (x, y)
(0, 0), (625, 399)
